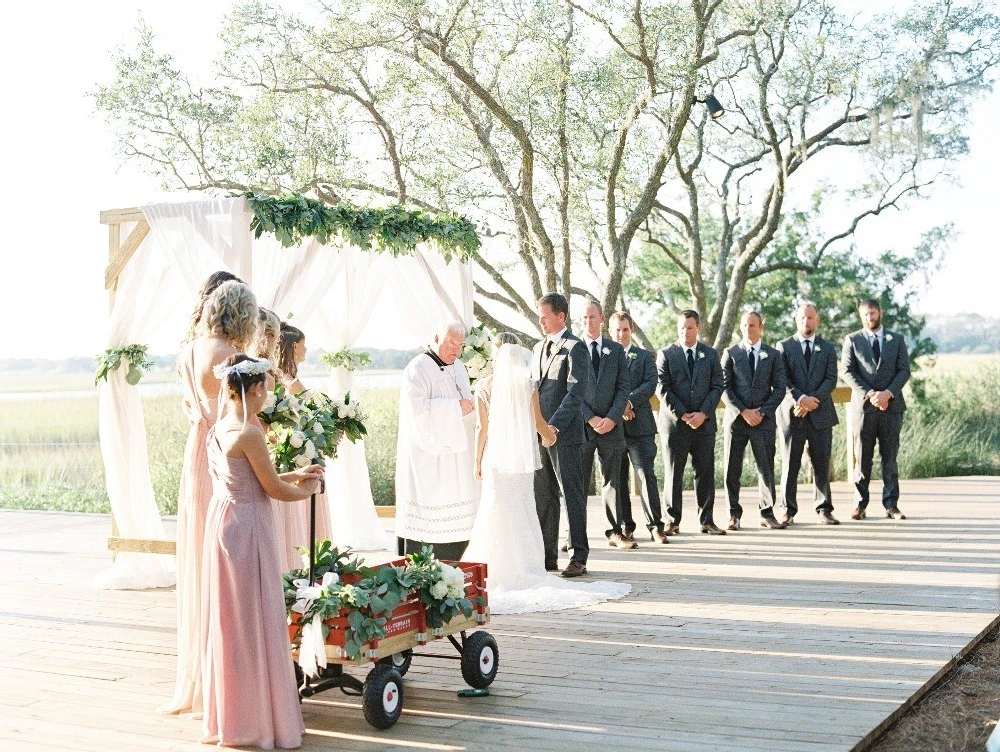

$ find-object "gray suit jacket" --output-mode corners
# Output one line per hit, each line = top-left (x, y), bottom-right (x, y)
(721, 342), (786, 429)
(841, 328), (910, 418)
(532, 331), (595, 445)
(656, 343), (724, 432)
(583, 338), (630, 441)
(775, 335), (839, 431)
(623, 345), (658, 439)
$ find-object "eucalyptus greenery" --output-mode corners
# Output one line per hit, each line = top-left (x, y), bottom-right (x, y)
(321, 348), (373, 372)
(244, 192), (480, 264)
(94, 344), (154, 386)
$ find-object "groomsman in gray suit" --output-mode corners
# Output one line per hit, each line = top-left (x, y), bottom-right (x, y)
(612, 311), (668, 544)
(776, 303), (840, 525)
(841, 298), (911, 520)
(532, 292), (596, 577)
(657, 310), (726, 535)
(578, 301), (633, 549)
(721, 311), (787, 530)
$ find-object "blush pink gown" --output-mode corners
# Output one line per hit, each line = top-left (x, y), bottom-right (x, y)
(201, 430), (304, 749)
(160, 345), (216, 715)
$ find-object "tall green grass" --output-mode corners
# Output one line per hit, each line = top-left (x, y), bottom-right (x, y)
(1, 368), (997, 515)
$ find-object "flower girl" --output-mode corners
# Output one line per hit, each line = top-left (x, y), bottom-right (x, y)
(202, 355), (323, 749)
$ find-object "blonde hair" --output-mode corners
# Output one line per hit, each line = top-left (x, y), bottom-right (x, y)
(201, 281), (258, 350)
(185, 271), (243, 342)
(251, 307), (281, 362)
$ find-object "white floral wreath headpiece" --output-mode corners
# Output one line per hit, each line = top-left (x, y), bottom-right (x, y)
(213, 358), (272, 427)
(213, 358), (272, 380)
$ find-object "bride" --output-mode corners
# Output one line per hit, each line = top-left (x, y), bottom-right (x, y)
(463, 334), (631, 614)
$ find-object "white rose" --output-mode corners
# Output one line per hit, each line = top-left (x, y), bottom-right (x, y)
(312, 421), (324, 434)
(294, 454), (312, 468)
(430, 580), (449, 599)
(321, 571), (339, 588)
(340, 403), (357, 420)
(602, 347), (610, 355)
(304, 440), (317, 459)
(759, 351), (768, 360)
(290, 431), (305, 449)
(263, 392), (277, 410)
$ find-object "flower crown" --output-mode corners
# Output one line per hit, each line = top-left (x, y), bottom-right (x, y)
(213, 358), (272, 380)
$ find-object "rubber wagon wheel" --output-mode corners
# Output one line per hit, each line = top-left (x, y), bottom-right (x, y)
(460, 631), (499, 689)
(377, 648), (413, 676)
(362, 665), (404, 730)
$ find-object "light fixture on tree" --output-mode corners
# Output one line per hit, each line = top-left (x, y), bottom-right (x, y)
(694, 93), (726, 119)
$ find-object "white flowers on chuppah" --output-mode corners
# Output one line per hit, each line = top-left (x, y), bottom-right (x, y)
(460, 324), (495, 386)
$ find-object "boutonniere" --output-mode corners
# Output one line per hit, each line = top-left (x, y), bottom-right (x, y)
(813, 346), (821, 353)
(759, 351), (768, 360)
(698, 351), (705, 360)
(885, 334), (893, 343)
(602, 347), (611, 356)
(626, 352), (637, 360)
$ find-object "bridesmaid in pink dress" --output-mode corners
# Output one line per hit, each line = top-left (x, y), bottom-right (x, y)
(161, 276), (258, 717)
(202, 354), (323, 749)
(273, 323), (333, 571)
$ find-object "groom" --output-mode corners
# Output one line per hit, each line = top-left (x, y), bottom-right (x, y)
(533, 292), (596, 577)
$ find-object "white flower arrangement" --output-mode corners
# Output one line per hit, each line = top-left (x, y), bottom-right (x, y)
(698, 351), (705, 359)
(626, 351), (637, 360)
(461, 323), (495, 386)
(212, 358), (272, 379)
(759, 351), (768, 360)
(602, 346), (611, 355)
(885, 334), (893, 342)
(813, 346), (821, 353)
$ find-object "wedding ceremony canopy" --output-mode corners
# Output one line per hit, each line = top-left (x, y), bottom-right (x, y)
(97, 196), (475, 590)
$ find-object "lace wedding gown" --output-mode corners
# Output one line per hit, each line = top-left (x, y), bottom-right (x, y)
(462, 345), (631, 614)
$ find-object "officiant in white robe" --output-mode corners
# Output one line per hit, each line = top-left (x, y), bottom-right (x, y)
(395, 321), (478, 560)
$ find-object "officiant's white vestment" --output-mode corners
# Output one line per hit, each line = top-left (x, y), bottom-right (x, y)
(395, 353), (477, 543)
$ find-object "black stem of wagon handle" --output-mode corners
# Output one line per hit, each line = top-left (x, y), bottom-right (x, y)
(308, 478), (326, 585)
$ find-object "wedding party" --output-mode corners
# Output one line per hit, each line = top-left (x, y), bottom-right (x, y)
(4, 1), (1000, 751)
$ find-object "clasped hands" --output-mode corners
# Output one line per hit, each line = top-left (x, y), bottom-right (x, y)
(588, 416), (616, 435)
(739, 408), (764, 427)
(459, 398), (475, 416)
(681, 411), (708, 430)
(867, 390), (892, 411)
(792, 395), (821, 418)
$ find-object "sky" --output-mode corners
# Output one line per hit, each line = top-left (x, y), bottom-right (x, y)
(2, 0), (999, 360)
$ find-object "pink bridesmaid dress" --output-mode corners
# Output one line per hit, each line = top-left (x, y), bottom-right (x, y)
(161, 345), (216, 715)
(201, 429), (304, 749)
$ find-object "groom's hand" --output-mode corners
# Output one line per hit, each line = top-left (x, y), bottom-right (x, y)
(459, 398), (474, 415)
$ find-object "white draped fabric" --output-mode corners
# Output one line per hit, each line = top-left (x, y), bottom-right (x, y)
(96, 196), (474, 588)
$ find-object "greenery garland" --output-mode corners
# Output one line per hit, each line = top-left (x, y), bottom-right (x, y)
(320, 348), (372, 372)
(94, 344), (154, 386)
(243, 192), (480, 263)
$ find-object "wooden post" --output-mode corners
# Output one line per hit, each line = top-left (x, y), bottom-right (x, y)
(107, 222), (121, 560)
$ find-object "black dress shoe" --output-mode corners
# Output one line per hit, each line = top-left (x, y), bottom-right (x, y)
(817, 511), (841, 525)
(561, 561), (587, 578)
(545, 560), (559, 571)
(886, 507), (907, 520)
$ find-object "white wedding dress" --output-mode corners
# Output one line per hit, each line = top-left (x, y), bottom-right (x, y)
(463, 344), (631, 614)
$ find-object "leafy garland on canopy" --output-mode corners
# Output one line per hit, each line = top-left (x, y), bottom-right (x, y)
(94, 344), (154, 386)
(243, 192), (480, 263)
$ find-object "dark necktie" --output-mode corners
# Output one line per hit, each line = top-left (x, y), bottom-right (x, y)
(748, 347), (756, 381)
(591, 341), (600, 375)
(803, 340), (812, 370)
(686, 348), (695, 377)
(545, 338), (554, 360)
(872, 335), (881, 363)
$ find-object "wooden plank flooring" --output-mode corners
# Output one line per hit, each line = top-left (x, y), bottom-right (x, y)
(1, 476), (998, 752)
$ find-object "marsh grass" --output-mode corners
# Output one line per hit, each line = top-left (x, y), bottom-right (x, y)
(1, 367), (997, 514)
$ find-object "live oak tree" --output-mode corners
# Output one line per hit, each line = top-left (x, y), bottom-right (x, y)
(95, 0), (1000, 346)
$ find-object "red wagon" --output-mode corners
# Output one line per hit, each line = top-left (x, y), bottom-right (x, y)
(289, 559), (498, 729)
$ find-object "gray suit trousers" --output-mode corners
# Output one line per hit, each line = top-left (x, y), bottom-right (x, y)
(581, 433), (629, 536)
(725, 422), (777, 519)
(854, 411), (903, 509)
(779, 422), (834, 516)
(535, 439), (589, 566)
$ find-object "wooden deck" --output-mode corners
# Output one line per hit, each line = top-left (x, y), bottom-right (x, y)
(1, 476), (998, 752)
